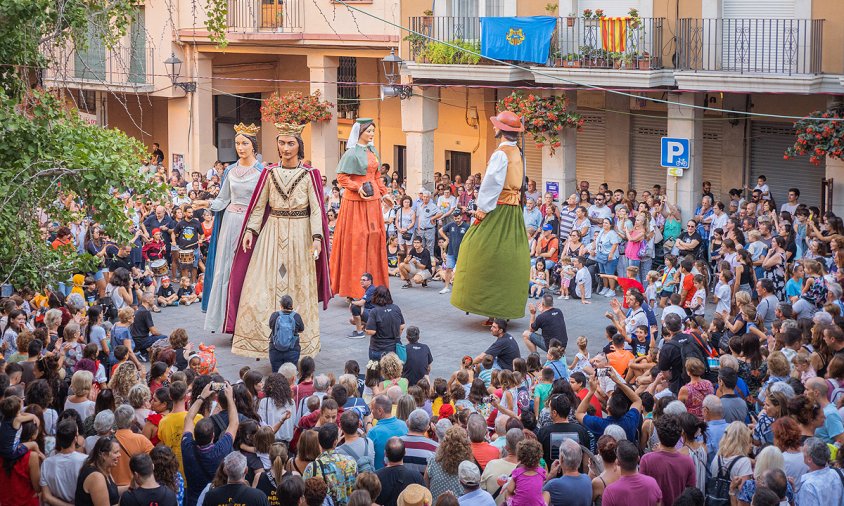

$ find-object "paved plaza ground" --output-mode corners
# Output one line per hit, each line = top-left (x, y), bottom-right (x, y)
(156, 276), (633, 380)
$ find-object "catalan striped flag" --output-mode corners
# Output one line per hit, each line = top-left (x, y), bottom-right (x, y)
(600, 17), (629, 52)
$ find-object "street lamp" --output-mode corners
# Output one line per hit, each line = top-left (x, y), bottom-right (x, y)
(380, 48), (411, 100)
(164, 53), (197, 93)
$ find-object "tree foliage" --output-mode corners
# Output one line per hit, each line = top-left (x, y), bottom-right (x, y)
(0, 90), (166, 288)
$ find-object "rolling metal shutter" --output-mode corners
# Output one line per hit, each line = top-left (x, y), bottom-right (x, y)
(703, 123), (724, 203)
(524, 134), (543, 187)
(750, 121), (824, 208)
(723, 0), (795, 18)
(576, 111), (607, 188)
(630, 114), (667, 193)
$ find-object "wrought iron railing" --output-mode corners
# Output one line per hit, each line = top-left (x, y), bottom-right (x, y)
(407, 16), (664, 69)
(554, 17), (664, 69)
(69, 43), (155, 86)
(677, 18), (824, 75)
(227, 0), (304, 32)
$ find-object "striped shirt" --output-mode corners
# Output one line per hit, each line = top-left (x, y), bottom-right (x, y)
(400, 434), (439, 476)
(558, 205), (578, 239)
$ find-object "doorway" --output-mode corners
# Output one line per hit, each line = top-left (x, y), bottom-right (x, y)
(448, 151), (472, 182)
(394, 145), (406, 183)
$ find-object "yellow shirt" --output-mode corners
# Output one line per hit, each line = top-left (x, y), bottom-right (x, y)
(431, 398), (454, 418)
(156, 411), (202, 476)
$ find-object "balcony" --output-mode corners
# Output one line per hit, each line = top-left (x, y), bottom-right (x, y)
(227, 0), (303, 33)
(46, 43), (155, 93)
(406, 16), (671, 87)
(675, 18), (837, 93)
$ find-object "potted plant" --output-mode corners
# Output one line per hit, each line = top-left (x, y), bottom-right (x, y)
(261, 90), (334, 126)
(785, 106), (844, 165)
(544, 2), (558, 15)
(636, 51), (653, 70)
(549, 48), (562, 66)
(594, 9), (605, 19)
(422, 9), (434, 30)
(566, 12), (576, 27)
(610, 52), (623, 69)
(563, 53), (581, 68)
(582, 9), (593, 19)
(498, 91), (584, 155)
(628, 8), (641, 29)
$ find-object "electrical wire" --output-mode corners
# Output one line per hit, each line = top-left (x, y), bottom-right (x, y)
(332, 0), (843, 122)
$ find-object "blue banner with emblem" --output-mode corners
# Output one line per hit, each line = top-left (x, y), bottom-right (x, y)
(480, 16), (557, 64)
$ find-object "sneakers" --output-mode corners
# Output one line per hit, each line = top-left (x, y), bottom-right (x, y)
(401, 282), (412, 289)
(563, 295), (570, 300)
(601, 288), (614, 297)
(439, 287), (451, 294)
(347, 331), (366, 339)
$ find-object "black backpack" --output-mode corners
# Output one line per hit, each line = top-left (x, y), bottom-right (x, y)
(668, 333), (711, 384)
(705, 456), (738, 506)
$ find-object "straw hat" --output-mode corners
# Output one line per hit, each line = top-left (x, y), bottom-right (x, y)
(397, 484), (433, 506)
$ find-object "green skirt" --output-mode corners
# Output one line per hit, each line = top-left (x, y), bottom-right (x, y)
(450, 204), (530, 319)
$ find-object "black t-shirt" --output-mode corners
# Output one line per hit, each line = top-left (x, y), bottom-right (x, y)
(178, 286), (194, 297)
(255, 471), (281, 506)
(120, 485), (178, 506)
(530, 308), (569, 350)
(175, 218), (202, 250)
(367, 304), (405, 353)
(679, 231), (704, 258)
(375, 464), (426, 506)
(143, 215), (176, 244)
(536, 422), (593, 464)
(130, 306), (155, 338)
(157, 284), (176, 298)
(108, 253), (133, 273)
(408, 248), (432, 272)
(484, 334), (521, 371)
(402, 342), (433, 386)
(442, 221), (470, 256)
(201, 483), (269, 506)
(152, 148), (165, 165)
(657, 332), (693, 394)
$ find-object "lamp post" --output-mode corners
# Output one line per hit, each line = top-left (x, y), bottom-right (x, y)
(164, 53), (197, 93)
(380, 48), (411, 100)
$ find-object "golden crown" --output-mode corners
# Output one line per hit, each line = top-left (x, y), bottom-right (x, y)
(233, 123), (260, 137)
(274, 122), (306, 137)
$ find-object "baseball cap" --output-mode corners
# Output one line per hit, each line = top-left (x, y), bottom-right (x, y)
(161, 276), (170, 282)
(542, 223), (553, 231)
(458, 460), (481, 486)
(152, 228), (161, 235)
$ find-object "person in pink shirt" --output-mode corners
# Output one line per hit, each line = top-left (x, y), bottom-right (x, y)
(638, 415), (696, 506)
(602, 440), (662, 506)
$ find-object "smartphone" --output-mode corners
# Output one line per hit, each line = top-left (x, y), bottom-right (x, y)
(597, 368), (609, 378)
(211, 382), (226, 392)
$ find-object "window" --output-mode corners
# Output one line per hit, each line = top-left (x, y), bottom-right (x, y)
(338, 57), (359, 119)
(213, 93), (262, 162)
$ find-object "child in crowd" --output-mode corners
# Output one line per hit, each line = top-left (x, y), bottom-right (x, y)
(156, 276), (179, 307)
(793, 350), (816, 382)
(529, 260), (549, 299)
(0, 397), (42, 461)
(688, 274), (707, 317)
(786, 263), (804, 303)
(659, 254), (679, 307)
(632, 324), (650, 357)
(569, 335), (589, 373)
(606, 334), (634, 376)
(532, 367), (554, 420)
(543, 340), (568, 381)
(558, 257), (575, 300)
(178, 277), (198, 305)
(477, 354), (494, 387)
(502, 438), (546, 504)
(111, 345), (129, 376)
(644, 270), (660, 308)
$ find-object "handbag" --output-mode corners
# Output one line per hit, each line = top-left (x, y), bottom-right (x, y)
(395, 340), (407, 362)
(399, 209), (412, 240)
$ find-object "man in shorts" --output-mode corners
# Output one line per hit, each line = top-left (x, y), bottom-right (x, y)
(438, 210), (469, 294)
(347, 273), (376, 339)
(400, 237), (433, 289)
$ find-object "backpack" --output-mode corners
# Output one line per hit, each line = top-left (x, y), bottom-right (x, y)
(668, 333), (711, 385)
(271, 311), (298, 352)
(705, 456), (738, 506)
(339, 438), (374, 473)
(516, 383), (531, 413)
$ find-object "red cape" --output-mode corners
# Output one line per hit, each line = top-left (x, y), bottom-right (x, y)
(224, 165), (332, 333)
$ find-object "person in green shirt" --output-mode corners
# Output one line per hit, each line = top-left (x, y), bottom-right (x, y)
(533, 366), (555, 419)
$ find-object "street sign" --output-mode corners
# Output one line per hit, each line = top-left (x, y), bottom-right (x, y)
(545, 181), (559, 200)
(668, 167), (684, 177)
(661, 137), (690, 168)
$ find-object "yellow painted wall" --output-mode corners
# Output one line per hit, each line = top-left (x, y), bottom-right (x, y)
(518, 0), (554, 17)
(107, 94), (169, 163)
(814, 0), (844, 74)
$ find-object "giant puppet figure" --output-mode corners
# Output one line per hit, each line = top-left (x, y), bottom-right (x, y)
(225, 122), (332, 359)
(200, 123), (263, 332)
(329, 118), (392, 298)
(451, 111), (530, 319)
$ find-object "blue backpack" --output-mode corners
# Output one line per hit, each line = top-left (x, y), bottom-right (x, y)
(271, 311), (298, 352)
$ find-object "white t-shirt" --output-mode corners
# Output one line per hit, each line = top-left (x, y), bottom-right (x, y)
(714, 281), (732, 314)
(575, 266), (592, 299)
(710, 455), (753, 480)
(781, 202), (799, 215)
(662, 305), (686, 324)
(40, 452), (87, 502)
(690, 289), (706, 316)
(754, 183), (771, 200)
(587, 204), (613, 236)
(625, 308), (649, 337)
(710, 212), (729, 232)
(257, 397), (296, 442)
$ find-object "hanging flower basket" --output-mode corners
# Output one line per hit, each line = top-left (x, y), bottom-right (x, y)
(261, 90), (334, 126)
(785, 107), (844, 165)
(497, 91), (584, 155)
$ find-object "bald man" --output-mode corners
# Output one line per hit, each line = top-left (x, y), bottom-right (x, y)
(805, 377), (844, 444)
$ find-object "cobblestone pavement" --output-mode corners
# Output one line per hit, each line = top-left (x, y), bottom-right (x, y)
(155, 276), (648, 380)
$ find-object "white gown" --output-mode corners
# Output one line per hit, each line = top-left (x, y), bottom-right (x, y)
(203, 163), (261, 332)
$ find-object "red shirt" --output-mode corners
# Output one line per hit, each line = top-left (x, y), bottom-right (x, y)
(471, 442), (501, 470)
(616, 277), (644, 309)
(681, 273), (697, 308)
(576, 388), (602, 417)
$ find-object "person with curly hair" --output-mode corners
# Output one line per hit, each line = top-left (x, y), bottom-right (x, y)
(502, 437), (546, 504)
(772, 416), (809, 485)
(108, 361), (141, 406)
(425, 425), (473, 500)
(379, 352), (408, 394)
(787, 394), (825, 440)
(257, 373), (295, 443)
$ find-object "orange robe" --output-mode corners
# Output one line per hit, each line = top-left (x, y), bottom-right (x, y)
(330, 151), (390, 297)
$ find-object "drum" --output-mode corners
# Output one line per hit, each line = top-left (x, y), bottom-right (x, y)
(178, 250), (196, 266)
(150, 259), (168, 276)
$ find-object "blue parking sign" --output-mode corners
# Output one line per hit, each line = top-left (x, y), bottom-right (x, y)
(661, 137), (690, 168)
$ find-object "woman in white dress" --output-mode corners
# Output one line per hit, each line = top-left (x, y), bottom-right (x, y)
(197, 123), (263, 332)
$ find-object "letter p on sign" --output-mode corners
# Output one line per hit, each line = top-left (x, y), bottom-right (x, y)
(660, 137), (690, 168)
